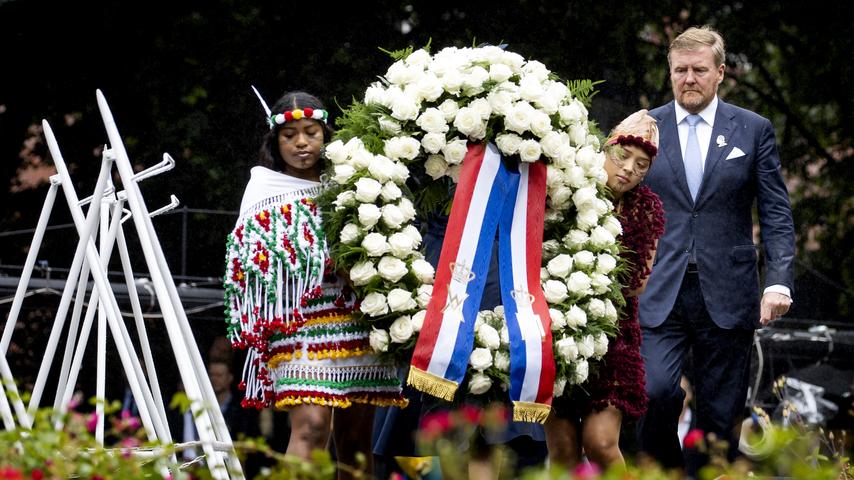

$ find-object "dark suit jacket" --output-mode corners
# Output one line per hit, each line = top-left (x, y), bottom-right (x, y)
(638, 99), (795, 329)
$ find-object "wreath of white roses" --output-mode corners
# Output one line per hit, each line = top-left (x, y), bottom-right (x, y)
(320, 45), (626, 399)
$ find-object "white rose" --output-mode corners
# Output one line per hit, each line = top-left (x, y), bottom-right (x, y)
(405, 49), (430, 66)
(540, 131), (565, 159)
(576, 207), (600, 230)
(573, 359), (589, 383)
(360, 292), (388, 317)
(549, 308), (567, 331)
(334, 191), (357, 210)
(350, 260), (377, 286)
(369, 328), (390, 353)
(415, 73), (444, 102)
(493, 351), (511, 372)
(468, 373), (493, 395)
(387, 137), (421, 161)
(572, 186), (597, 208)
(489, 63), (513, 82)
(577, 145), (603, 172)
(556, 336), (578, 361)
(416, 284), (433, 308)
(378, 116), (402, 134)
(591, 272), (612, 294)
(566, 165), (588, 188)
(421, 132), (447, 154)
(390, 162), (410, 184)
(519, 75), (545, 103)
(442, 138), (468, 165)
(440, 70), (464, 94)
(546, 254), (574, 279)
(476, 324), (501, 350)
(546, 165), (564, 189)
(558, 100), (585, 125)
(416, 108), (449, 134)
(569, 123), (589, 147)
(604, 299), (618, 324)
(449, 163), (462, 184)
(453, 107), (486, 139)
(324, 140), (348, 164)
(564, 230), (589, 249)
(543, 279), (569, 303)
(424, 154), (448, 180)
(495, 133), (523, 155)
(592, 198), (610, 217)
(398, 198), (416, 222)
(387, 288), (417, 312)
(572, 250), (596, 269)
(389, 315), (414, 343)
(565, 305), (588, 329)
(587, 298), (607, 319)
(333, 164), (356, 184)
(358, 203), (382, 228)
(529, 110), (553, 138)
(522, 60), (549, 81)
(577, 335), (595, 358)
(544, 208), (565, 224)
(542, 240), (561, 258)
(499, 325), (510, 345)
(361, 232), (390, 257)
(504, 101), (533, 134)
(368, 155), (395, 183)
(378, 256), (409, 283)
(593, 332), (609, 358)
(595, 254), (617, 275)
(354, 177), (383, 203)
(438, 99), (459, 122)
(349, 148), (373, 170)
(402, 225), (423, 247)
(411, 310), (427, 332)
(518, 139), (543, 163)
(469, 347), (493, 371)
(487, 88), (515, 116)
(364, 85), (387, 107)
(553, 377), (567, 397)
(540, 267), (550, 282)
(590, 226), (616, 249)
(549, 185), (573, 210)
(603, 215), (623, 237)
(381, 204), (406, 229)
(385, 60), (416, 85)
(474, 311), (486, 330)
(381, 182), (403, 202)
(388, 232), (416, 258)
(390, 93), (419, 121)
(567, 271), (591, 293)
(554, 143), (576, 169)
(339, 223), (361, 245)
(463, 66), (490, 92)
(411, 258), (435, 284)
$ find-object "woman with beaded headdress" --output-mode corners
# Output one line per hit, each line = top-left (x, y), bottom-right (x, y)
(223, 89), (406, 475)
(543, 110), (666, 470)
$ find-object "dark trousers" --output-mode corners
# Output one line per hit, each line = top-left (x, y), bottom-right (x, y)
(637, 269), (754, 471)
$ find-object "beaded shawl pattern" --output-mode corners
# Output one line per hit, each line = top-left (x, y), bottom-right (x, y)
(224, 183), (406, 409)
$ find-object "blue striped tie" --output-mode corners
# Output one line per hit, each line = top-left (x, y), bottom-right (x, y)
(684, 114), (703, 201)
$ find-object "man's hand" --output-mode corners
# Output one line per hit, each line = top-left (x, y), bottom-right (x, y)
(760, 292), (792, 326)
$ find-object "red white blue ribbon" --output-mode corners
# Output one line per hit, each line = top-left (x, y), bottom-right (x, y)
(408, 143), (554, 423)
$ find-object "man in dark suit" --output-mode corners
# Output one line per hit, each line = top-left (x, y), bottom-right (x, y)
(637, 26), (795, 471)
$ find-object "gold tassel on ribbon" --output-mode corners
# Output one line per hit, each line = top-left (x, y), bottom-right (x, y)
(512, 401), (551, 424)
(407, 366), (458, 401)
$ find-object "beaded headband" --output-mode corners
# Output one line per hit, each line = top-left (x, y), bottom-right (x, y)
(251, 85), (329, 130)
(269, 108), (329, 127)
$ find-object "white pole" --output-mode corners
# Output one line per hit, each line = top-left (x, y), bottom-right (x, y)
(96, 197), (111, 445)
(96, 90), (241, 480)
(0, 178), (60, 355)
(27, 129), (113, 418)
(53, 261), (91, 411)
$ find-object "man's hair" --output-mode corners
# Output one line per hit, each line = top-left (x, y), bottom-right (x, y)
(668, 26), (726, 67)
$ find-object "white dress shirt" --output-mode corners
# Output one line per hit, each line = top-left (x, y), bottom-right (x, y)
(674, 96), (791, 300)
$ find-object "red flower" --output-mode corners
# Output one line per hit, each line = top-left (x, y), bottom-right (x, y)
(420, 411), (452, 436)
(303, 108), (314, 118)
(459, 404), (482, 425)
(86, 412), (98, 433)
(0, 467), (23, 480)
(29, 469), (43, 480)
(573, 461), (601, 479)
(683, 428), (705, 449)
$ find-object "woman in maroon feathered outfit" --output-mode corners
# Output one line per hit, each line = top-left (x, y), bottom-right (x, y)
(544, 110), (666, 470)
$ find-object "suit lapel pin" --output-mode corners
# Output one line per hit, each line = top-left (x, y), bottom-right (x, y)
(716, 135), (727, 147)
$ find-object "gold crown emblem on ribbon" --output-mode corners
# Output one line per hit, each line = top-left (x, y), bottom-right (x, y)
(510, 289), (535, 307)
(449, 261), (476, 284)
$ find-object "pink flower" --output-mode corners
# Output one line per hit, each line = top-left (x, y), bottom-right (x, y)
(86, 413), (98, 433)
(459, 404), (482, 425)
(573, 461), (601, 479)
(683, 429), (705, 449)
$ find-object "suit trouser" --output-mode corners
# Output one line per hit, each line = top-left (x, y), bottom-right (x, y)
(637, 269), (754, 470)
